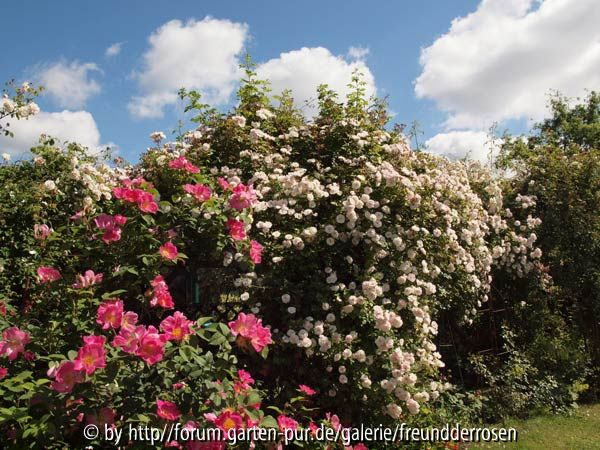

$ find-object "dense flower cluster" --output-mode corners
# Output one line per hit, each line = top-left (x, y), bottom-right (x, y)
(0, 72), (545, 448)
(134, 97), (542, 423)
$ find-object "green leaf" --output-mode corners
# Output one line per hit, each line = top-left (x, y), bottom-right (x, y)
(136, 414), (151, 423)
(260, 346), (269, 358)
(102, 289), (128, 299)
(260, 415), (279, 428)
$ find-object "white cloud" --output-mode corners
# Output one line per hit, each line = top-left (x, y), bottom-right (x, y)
(35, 60), (102, 109)
(105, 42), (124, 57)
(128, 17), (249, 119)
(0, 110), (103, 157)
(257, 47), (376, 116)
(415, 0), (600, 129)
(347, 46), (370, 60)
(425, 130), (501, 162)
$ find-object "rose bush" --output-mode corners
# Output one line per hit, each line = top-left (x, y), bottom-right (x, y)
(0, 70), (544, 449)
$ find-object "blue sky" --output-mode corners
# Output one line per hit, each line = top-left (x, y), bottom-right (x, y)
(1, 0), (599, 162)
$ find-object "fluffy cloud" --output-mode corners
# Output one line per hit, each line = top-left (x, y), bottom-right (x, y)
(257, 47), (376, 116)
(415, 0), (600, 129)
(425, 130), (500, 163)
(0, 110), (103, 157)
(347, 46), (370, 60)
(128, 17), (248, 119)
(35, 60), (102, 109)
(105, 42), (124, 58)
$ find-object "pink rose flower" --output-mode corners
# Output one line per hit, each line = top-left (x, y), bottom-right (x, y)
(113, 215), (128, 226)
(37, 266), (61, 283)
(74, 335), (107, 375)
(249, 240), (263, 264)
(228, 312), (273, 353)
(157, 399), (181, 421)
(160, 311), (194, 341)
(228, 184), (257, 210)
(34, 224), (52, 240)
(136, 326), (167, 365)
(226, 218), (246, 241)
(94, 214), (126, 244)
(214, 410), (243, 432)
(169, 156), (199, 174)
(138, 192), (159, 214)
(73, 270), (103, 289)
(217, 177), (231, 190)
(234, 369), (255, 393)
(0, 327), (30, 361)
(184, 184), (212, 202)
(102, 226), (122, 244)
(50, 361), (85, 393)
(70, 210), (85, 221)
(96, 299), (124, 330)
(159, 242), (178, 261)
(277, 414), (299, 432)
(94, 214), (117, 230)
(113, 181), (158, 214)
(121, 311), (139, 331)
(150, 275), (174, 309)
(299, 384), (316, 396)
(113, 325), (144, 354)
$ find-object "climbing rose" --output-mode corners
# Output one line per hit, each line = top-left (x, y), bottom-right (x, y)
(96, 299), (124, 330)
(34, 224), (52, 240)
(94, 214), (125, 244)
(226, 218), (246, 241)
(113, 325), (144, 354)
(138, 191), (159, 213)
(74, 335), (107, 375)
(113, 182), (158, 214)
(234, 369), (255, 393)
(94, 214), (126, 229)
(0, 327), (31, 361)
(217, 177), (231, 190)
(214, 410), (243, 432)
(121, 311), (139, 331)
(37, 266), (61, 283)
(50, 361), (85, 394)
(157, 399), (181, 421)
(159, 242), (178, 261)
(326, 412), (341, 431)
(249, 240), (263, 264)
(228, 313), (272, 353)
(160, 311), (194, 341)
(299, 384), (316, 396)
(277, 415), (299, 432)
(101, 226), (122, 244)
(136, 326), (167, 365)
(150, 275), (174, 309)
(169, 156), (199, 174)
(228, 183), (257, 210)
(0, 367), (7, 379)
(73, 270), (103, 289)
(184, 183), (212, 202)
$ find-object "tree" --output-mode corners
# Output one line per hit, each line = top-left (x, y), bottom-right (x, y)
(498, 92), (600, 399)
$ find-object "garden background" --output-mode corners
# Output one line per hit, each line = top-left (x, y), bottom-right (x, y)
(1, 1), (599, 449)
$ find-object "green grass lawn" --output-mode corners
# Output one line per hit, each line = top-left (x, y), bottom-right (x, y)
(469, 403), (600, 449)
